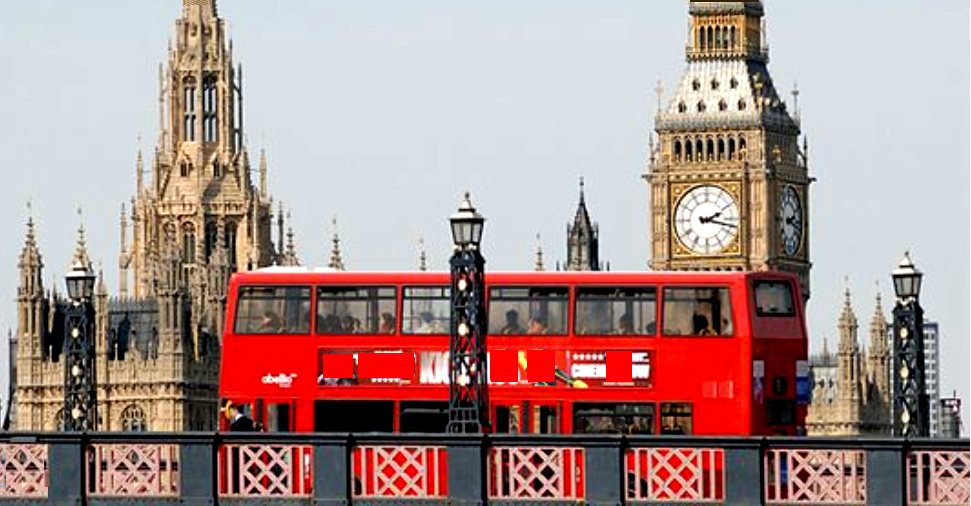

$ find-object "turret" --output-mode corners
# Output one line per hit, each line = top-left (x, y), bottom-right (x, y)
(566, 177), (601, 271)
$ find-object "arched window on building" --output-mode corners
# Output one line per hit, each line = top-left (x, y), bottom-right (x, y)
(695, 139), (703, 161)
(121, 405), (148, 432)
(182, 223), (196, 264)
(707, 26), (713, 51)
(202, 74), (218, 143)
(730, 26), (737, 50)
(685, 139), (693, 161)
(728, 138), (737, 160)
(706, 139), (714, 161)
(715, 26), (722, 49)
(183, 78), (196, 142)
(717, 138), (725, 160)
(225, 221), (238, 272)
(674, 140), (682, 161)
(205, 220), (218, 261)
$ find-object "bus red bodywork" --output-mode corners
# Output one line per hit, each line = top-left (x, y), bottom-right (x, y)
(219, 270), (808, 436)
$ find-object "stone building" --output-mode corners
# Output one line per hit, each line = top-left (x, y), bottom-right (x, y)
(806, 289), (892, 436)
(11, 0), (291, 431)
(647, 0), (811, 299)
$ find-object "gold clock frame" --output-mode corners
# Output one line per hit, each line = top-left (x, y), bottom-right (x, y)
(670, 182), (743, 258)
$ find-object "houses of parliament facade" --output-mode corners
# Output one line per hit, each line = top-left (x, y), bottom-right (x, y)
(11, 0), (892, 435)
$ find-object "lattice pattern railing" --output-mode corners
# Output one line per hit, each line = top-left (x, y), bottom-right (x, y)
(353, 445), (446, 498)
(89, 443), (179, 496)
(0, 444), (48, 498)
(219, 444), (312, 497)
(489, 446), (584, 500)
(765, 449), (866, 504)
(627, 447), (724, 503)
(908, 450), (970, 505)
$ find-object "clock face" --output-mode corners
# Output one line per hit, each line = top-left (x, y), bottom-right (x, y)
(674, 185), (739, 254)
(779, 185), (803, 256)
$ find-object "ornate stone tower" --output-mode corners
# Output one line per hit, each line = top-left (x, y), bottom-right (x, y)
(566, 179), (602, 271)
(864, 292), (892, 432)
(12, 0), (286, 432)
(124, 0), (274, 303)
(647, 0), (811, 298)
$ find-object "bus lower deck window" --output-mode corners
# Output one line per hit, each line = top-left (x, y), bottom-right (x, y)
(574, 403), (656, 434)
(660, 402), (693, 435)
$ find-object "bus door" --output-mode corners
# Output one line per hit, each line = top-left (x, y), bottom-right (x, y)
(529, 401), (560, 434)
(493, 403), (523, 433)
(263, 400), (295, 432)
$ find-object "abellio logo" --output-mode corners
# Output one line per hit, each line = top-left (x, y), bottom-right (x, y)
(262, 373), (297, 389)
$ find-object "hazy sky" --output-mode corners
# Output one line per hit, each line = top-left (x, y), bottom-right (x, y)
(0, 1), (967, 427)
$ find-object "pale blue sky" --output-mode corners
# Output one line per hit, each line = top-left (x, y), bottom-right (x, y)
(0, 1), (967, 428)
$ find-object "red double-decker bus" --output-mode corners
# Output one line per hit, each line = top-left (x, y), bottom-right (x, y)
(219, 270), (808, 436)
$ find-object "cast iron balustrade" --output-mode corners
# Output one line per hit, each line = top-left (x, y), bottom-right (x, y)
(0, 433), (965, 505)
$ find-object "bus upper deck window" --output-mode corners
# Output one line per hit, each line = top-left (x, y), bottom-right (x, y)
(402, 286), (450, 335)
(662, 287), (733, 336)
(488, 287), (569, 336)
(575, 286), (657, 336)
(234, 286), (311, 335)
(754, 281), (795, 316)
(317, 286), (397, 335)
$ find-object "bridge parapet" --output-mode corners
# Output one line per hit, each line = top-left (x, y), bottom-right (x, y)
(0, 433), (965, 505)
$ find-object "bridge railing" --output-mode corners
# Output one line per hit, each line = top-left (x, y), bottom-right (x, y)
(0, 432), (965, 505)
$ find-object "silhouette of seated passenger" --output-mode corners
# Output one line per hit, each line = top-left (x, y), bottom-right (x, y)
(692, 314), (716, 335)
(501, 310), (523, 334)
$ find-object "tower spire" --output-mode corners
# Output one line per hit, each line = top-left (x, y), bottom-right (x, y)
(417, 235), (427, 272)
(72, 207), (91, 270)
(259, 147), (268, 198)
(534, 233), (545, 272)
(566, 177), (600, 271)
(328, 217), (345, 271)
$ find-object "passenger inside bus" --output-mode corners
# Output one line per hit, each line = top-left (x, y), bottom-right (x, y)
(527, 317), (548, 335)
(378, 313), (395, 334)
(501, 310), (523, 334)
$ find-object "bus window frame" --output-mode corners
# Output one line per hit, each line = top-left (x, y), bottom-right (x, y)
(401, 285), (451, 335)
(488, 285), (570, 336)
(753, 280), (796, 317)
(233, 285), (312, 336)
(660, 285), (735, 337)
(574, 285), (658, 337)
(315, 285), (398, 335)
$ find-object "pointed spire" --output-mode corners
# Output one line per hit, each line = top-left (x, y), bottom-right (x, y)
(183, 0), (217, 17)
(654, 79), (663, 114)
(276, 201), (285, 258)
(18, 201), (44, 296)
(136, 144), (145, 193)
(567, 177), (600, 271)
(259, 147), (268, 198)
(791, 82), (801, 123)
(328, 217), (345, 271)
(534, 233), (545, 272)
(72, 207), (91, 270)
(280, 211), (300, 267)
(869, 282), (889, 356)
(417, 235), (427, 272)
(96, 266), (107, 297)
(821, 335), (830, 362)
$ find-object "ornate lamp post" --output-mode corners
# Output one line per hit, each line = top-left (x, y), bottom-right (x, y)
(446, 193), (490, 433)
(891, 252), (928, 437)
(63, 258), (97, 431)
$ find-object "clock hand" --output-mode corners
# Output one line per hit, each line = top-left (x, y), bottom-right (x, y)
(709, 219), (738, 228)
(698, 212), (722, 224)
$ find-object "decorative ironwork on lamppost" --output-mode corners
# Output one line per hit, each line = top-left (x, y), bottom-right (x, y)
(63, 257), (97, 431)
(447, 192), (490, 433)
(891, 251), (928, 438)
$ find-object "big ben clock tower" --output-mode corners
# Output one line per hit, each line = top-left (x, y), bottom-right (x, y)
(647, 0), (812, 298)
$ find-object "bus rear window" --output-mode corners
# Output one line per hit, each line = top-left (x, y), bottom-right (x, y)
(317, 286), (396, 334)
(662, 287), (733, 336)
(234, 286), (310, 335)
(489, 287), (568, 335)
(575, 286), (656, 336)
(755, 281), (795, 316)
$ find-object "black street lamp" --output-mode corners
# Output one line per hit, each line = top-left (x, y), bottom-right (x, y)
(446, 193), (490, 433)
(63, 258), (98, 431)
(891, 252), (928, 438)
